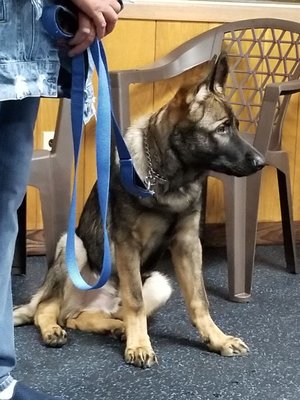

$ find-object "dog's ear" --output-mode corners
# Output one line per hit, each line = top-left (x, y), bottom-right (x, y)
(208, 52), (229, 93)
(192, 53), (228, 102)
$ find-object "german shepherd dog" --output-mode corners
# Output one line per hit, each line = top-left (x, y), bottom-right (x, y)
(14, 54), (264, 368)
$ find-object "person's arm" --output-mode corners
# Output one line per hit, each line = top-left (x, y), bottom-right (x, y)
(68, 0), (123, 56)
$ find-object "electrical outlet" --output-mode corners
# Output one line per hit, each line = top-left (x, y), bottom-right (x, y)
(42, 131), (54, 150)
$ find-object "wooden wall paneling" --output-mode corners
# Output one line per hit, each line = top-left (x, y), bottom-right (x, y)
(103, 20), (156, 70)
(155, 21), (215, 60)
(206, 177), (226, 224)
(103, 20), (156, 123)
(206, 181), (225, 224)
(26, 187), (38, 230)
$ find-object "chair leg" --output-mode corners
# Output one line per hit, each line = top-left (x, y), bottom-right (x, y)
(223, 173), (262, 302)
(30, 99), (72, 267)
(38, 174), (70, 267)
(276, 157), (298, 273)
(37, 181), (56, 266)
(244, 172), (263, 294)
(223, 176), (249, 302)
(12, 196), (27, 275)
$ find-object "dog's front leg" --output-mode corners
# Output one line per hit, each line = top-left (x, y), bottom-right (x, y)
(34, 298), (67, 348)
(170, 213), (249, 356)
(115, 241), (157, 368)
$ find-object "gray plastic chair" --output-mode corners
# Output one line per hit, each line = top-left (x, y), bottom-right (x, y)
(12, 197), (27, 274)
(13, 98), (72, 273)
(28, 98), (73, 266)
(110, 18), (300, 301)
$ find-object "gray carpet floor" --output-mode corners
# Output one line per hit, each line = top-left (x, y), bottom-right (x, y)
(12, 245), (300, 400)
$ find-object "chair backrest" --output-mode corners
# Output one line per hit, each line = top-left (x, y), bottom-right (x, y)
(218, 19), (300, 150)
(110, 19), (300, 151)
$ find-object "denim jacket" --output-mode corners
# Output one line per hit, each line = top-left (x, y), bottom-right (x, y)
(31, 0), (43, 19)
(0, 0), (94, 121)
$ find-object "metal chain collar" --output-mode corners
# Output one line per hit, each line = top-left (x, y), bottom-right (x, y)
(143, 130), (167, 190)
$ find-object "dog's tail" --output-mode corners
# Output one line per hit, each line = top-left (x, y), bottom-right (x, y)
(142, 271), (172, 317)
(13, 233), (87, 326)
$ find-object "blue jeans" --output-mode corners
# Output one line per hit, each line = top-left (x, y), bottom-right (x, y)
(0, 97), (40, 390)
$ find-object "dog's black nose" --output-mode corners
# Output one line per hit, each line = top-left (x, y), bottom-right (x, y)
(252, 155), (265, 170)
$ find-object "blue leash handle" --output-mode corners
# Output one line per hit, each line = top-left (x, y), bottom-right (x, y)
(66, 41), (112, 290)
(42, 6), (153, 290)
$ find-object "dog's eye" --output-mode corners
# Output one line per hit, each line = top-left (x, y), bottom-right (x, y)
(216, 125), (227, 134)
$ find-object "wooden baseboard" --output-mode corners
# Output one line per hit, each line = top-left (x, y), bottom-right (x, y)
(26, 221), (300, 256)
(26, 229), (46, 256)
(202, 221), (300, 247)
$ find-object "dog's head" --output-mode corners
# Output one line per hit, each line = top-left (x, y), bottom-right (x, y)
(165, 53), (265, 177)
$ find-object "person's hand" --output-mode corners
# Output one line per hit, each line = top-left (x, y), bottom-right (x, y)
(71, 0), (122, 40)
(68, 12), (96, 56)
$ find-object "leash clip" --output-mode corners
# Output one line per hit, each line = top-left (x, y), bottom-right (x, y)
(119, 159), (155, 197)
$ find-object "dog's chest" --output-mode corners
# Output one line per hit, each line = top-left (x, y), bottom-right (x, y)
(130, 212), (174, 263)
(80, 287), (121, 314)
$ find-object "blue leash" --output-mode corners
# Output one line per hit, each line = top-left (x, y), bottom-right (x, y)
(98, 43), (155, 198)
(42, 5), (153, 290)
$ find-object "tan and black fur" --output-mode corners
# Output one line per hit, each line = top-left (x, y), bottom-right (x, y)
(14, 54), (264, 368)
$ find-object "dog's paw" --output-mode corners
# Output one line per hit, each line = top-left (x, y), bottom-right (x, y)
(125, 346), (158, 368)
(42, 326), (67, 348)
(211, 335), (249, 356)
(110, 322), (126, 341)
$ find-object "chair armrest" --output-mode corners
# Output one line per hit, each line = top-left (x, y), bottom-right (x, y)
(266, 79), (300, 97)
(110, 33), (216, 86)
(254, 79), (300, 153)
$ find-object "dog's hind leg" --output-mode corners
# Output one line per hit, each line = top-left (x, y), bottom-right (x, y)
(34, 298), (67, 348)
(170, 212), (249, 357)
(66, 311), (125, 338)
